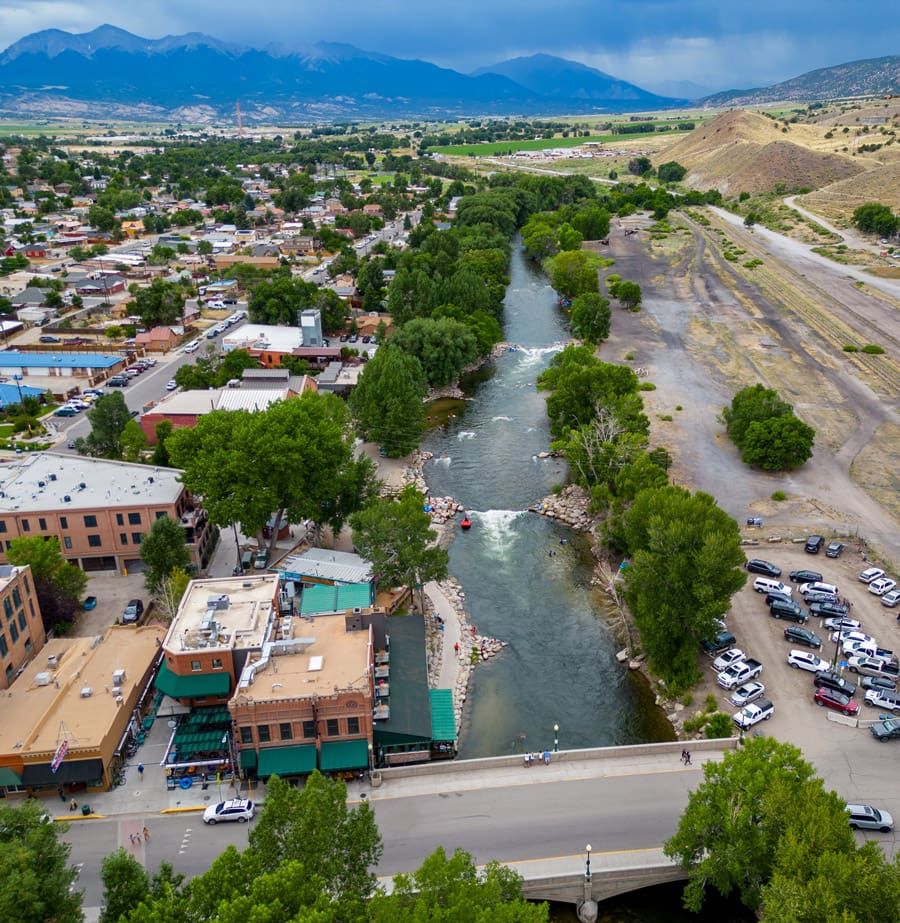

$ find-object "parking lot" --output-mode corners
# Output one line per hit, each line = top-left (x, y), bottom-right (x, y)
(703, 539), (899, 833)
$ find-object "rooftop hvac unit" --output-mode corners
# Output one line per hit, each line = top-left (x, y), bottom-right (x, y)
(207, 594), (230, 611)
(80, 687), (93, 698)
(34, 671), (51, 686)
(49, 473), (57, 481)
(352, 607), (362, 614)
(112, 669), (126, 686)
(63, 495), (71, 503)
(47, 655), (59, 667)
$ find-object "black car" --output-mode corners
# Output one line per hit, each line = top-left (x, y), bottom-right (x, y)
(809, 601), (848, 618)
(770, 600), (808, 623)
(870, 718), (900, 742)
(122, 598), (144, 624)
(39, 334), (61, 343)
(783, 625), (823, 649)
(789, 569), (823, 584)
(765, 591), (794, 606)
(701, 630), (736, 653)
(862, 675), (898, 693)
(746, 559), (782, 578)
(814, 670), (857, 698)
(805, 535), (825, 554)
(826, 541), (845, 558)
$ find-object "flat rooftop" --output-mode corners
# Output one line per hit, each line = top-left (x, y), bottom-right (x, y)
(0, 351), (122, 369)
(0, 453), (184, 514)
(235, 613), (371, 703)
(164, 574), (280, 653)
(279, 547), (372, 585)
(0, 625), (165, 757)
(222, 324), (304, 352)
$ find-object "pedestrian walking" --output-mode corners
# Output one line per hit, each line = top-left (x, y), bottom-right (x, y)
(58, 787), (66, 803)
(680, 749), (687, 764)
(142, 826), (150, 842)
(128, 833), (136, 845)
(137, 763), (144, 780)
(684, 750), (692, 766)
(69, 798), (77, 811)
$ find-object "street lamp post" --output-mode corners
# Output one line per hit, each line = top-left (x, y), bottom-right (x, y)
(12, 374), (23, 406)
(553, 723), (559, 753)
(367, 742), (373, 777)
(585, 844), (592, 881)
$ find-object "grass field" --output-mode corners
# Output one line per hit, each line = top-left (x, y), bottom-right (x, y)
(428, 131), (661, 156)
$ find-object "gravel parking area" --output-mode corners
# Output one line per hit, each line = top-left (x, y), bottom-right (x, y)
(69, 570), (148, 636)
(700, 541), (900, 834)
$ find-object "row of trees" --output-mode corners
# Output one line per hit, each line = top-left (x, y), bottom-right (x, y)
(723, 384), (816, 471)
(666, 737), (900, 919)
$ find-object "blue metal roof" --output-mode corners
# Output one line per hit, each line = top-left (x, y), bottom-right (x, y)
(0, 351), (122, 369)
(0, 383), (47, 403)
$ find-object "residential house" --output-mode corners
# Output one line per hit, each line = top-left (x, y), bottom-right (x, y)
(134, 326), (182, 353)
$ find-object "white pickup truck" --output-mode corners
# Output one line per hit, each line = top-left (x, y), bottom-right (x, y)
(717, 658), (763, 690)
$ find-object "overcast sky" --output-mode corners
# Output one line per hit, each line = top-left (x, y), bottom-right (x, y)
(0, 1), (897, 95)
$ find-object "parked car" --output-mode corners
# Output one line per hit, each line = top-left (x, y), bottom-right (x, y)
(166, 380), (177, 391)
(770, 599), (808, 623)
(799, 581), (839, 599)
(783, 626), (822, 649)
(847, 656), (900, 678)
(814, 687), (859, 715)
(787, 650), (830, 672)
(203, 799), (254, 825)
(122, 598), (144, 624)
(789, 569), (823, 584)
(870, 718), (900, 742)
(39, 335), (61, 343)
(733, 698), (774, 729)
(809, 601), (848, 618)
(861, 675), (897, 693)
(823, 615), (861, 631)
(765, 590), (794, 606)
(814, 671), (857, 697)
(713, 648), (745, 673)
(868, 577), (896, 597)
(185, 341), (200, 353)
(254, 547), (269, 569)
(804, 535), (825, 554)
(53, 407), (77, 417)
(701, 630), (736, 654)
(859, 567), (885, 584)
(825, 541), (844, 558)
(746, 559), (782, 578)
(753, 577), (791, 596)
(729, 681), (766, 707)
(881, 589), (900, 608)
(82, 596), (97, 611)
(831, 630), (874, 647)
(864, 688), (900, 711)
(846, 804), (893, 832)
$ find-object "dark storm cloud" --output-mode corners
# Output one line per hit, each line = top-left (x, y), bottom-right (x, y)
(0, 1), (896, 93)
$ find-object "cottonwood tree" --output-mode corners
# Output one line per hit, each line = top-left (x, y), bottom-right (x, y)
(349, 344), (427, 457)
(570, 292), (611, 344)
(390, 316), (479, 387)
(350, 485), (449, 611)
(621, 485), (746, 688)
(0, 800), (82, 923)
(132, 278), (185, 327)
(140, 516), (191, 595)
(665, 737), (861, 914)
(168, 393), (373, 552)
(76, 391), (132, 458)
(7, 535), (87, 632)
(741, 415), (815, 471)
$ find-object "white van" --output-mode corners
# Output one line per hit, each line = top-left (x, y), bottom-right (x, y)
(753, 577), (792, 596)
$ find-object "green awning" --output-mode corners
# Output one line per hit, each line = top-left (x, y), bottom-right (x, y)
(257, 745), (317, 778)
(239, 749), (258, 770)
(154, 660), (231, 699)
(429, 689), (457, 742)
(319, 739), (370, 771)
(0, 766), (22, 786)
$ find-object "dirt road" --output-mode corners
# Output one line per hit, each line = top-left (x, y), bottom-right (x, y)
(603, 210), (899, 565)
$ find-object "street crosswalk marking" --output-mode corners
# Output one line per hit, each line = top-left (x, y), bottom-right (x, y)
(179, 828), (192, 854)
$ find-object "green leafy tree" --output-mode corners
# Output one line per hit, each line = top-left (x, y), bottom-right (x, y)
(152, 420), (173, 466)
(168, 393), (373, 549)
(351, 485), (449, 607)
(7, 535), (87, 631)
(571, 205), (611, 241)
(621, 486), (746, 688)
(740, 415), (815, 471)
(557, 222), (583, 252)
(349, 344), (427, 456)
(140, 515), (191, 595)
(390, 316), (479, 387)
(628, 156), (653, 176)
(615, 280), (642, 310)
(703, 712), (734, 738)
(723, 384), (792, 448)
(0, 798), (82, 923)
(133, 279), (185, 328)
(370, 846), (548, 923)
(76, 391), (132, 458)
(570, 292), (611, 343)
(119, 418), (147, 462)
(665, 738), (851, 913)
(100, 848), (150, 923)
(545, 250), (602, 298)
(657, 161), (687, 183)
(248, 772), (382, 917)
(852, 202), (898, 238)
(88, 204), (118, 233)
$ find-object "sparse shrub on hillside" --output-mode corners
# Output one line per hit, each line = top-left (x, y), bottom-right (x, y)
(861, 344), (885, 355)
(843, 344), (859, 352)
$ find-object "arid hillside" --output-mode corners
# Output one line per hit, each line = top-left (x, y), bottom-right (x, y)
(799, 161), (900, 222)
(661, 110), (865, 196)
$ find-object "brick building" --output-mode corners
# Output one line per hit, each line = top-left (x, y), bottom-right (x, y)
(0, 563), (46, 690)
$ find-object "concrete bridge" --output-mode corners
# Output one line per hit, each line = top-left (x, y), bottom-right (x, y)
(371, 738), (734, 920)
